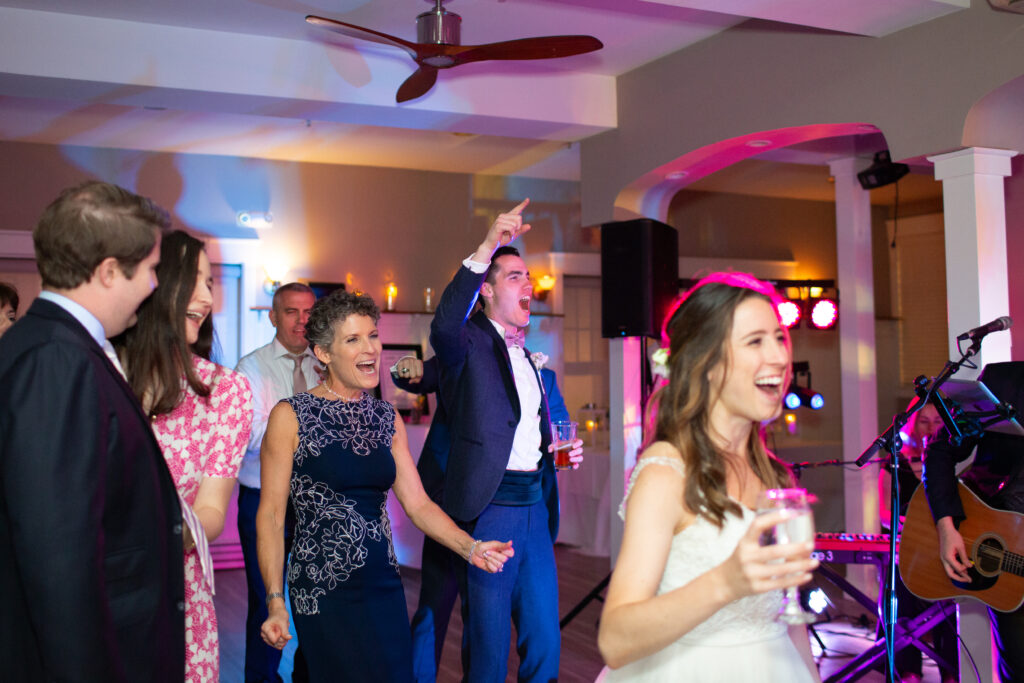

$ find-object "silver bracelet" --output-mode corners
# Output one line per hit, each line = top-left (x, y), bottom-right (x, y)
(467, 539), (482, 564)
(265, 591), (285, 607)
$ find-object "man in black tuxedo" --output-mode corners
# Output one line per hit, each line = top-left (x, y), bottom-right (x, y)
(0, 181), (186, 681)
(924, 361), (1024, 682)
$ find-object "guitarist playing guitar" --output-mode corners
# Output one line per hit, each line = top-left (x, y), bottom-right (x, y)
(911, 361), (1024, 682)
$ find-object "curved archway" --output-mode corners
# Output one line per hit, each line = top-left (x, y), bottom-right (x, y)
(612, 122), (881, 221)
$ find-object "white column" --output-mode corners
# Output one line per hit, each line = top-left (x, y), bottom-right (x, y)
(828, 156), (878, 595)
(928, 147), (1016, 373)
(928, 146), (1017, 683)
(608, 336), (643, 565)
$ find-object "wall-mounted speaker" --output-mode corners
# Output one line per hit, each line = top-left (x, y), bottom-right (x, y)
(600, 219), (679, 338)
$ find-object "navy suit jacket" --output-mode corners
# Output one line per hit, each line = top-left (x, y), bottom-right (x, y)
(0, 299), (185, 682)
(395, 359), (569, 507)
(429, 265), (559, 540)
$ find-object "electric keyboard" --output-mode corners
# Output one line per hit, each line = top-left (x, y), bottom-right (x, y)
(814, 532), (893, 565)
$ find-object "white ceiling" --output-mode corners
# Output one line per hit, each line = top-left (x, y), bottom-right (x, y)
(0, 0), (967, 181)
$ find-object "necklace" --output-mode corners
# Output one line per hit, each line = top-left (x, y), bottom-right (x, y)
(322, 379), (361, 402)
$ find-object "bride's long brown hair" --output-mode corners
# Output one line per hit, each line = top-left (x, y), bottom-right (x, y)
(649, 273), (794, 527)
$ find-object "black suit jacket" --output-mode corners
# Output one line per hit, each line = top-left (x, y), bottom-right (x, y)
(924, 361), (1024, 521)
(0, 299), (185, 682)
(429, 265), (558, 540)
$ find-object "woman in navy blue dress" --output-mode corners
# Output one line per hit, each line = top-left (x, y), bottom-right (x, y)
(257, 290), (512, 682)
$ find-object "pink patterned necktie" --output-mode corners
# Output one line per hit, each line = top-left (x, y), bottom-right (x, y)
(504, 328), (525, 349)
(102, 340), (216, 594)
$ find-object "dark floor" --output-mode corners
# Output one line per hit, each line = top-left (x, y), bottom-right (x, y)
(214, 544), (610, 683)
(214, 547), (948, 682)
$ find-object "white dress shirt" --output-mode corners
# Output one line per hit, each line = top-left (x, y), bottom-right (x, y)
(234, 338), (322, 488)
(463, 256), (543, 472)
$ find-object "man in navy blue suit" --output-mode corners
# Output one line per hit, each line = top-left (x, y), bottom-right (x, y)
(393, 355), (571, 682)
(429, 198), (582, 682)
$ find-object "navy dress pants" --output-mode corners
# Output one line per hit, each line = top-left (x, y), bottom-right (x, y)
(460, 499), (559, 683)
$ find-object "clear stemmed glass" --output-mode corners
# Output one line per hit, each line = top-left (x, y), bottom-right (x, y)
(755, 488), (817, 625)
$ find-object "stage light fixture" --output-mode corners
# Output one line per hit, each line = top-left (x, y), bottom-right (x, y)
(777, 299), (802, 329)
(786, 361), (825, 410)
(784, 385), (825, 410)
(809, 298), (838, 329)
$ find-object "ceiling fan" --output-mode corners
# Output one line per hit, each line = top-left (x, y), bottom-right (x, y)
(306, 0), (603, 103)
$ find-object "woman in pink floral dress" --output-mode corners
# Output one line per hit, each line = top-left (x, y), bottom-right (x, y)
(116, 230), (253, 682)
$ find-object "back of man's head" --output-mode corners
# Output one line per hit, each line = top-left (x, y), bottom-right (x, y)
(34, 180), (169, 290)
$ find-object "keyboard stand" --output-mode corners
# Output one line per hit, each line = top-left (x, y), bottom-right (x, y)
(822, 600), (957, 683)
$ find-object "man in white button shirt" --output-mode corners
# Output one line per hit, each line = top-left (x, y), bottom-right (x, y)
(430, 199), (582, 682)
(234, 282), (318, 683)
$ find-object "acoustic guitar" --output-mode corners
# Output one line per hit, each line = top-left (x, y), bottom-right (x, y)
(900, 481), (1024, 612)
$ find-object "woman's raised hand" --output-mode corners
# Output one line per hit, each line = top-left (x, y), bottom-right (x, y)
(260, 607), (293, 650)
(719, 510), (818, 602)
(470, 540), (515, 573)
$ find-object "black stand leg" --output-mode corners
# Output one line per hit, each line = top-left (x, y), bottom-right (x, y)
(560, 573), (611, 629)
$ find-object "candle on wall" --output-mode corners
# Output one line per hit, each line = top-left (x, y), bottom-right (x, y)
(386, 283), (398, 311)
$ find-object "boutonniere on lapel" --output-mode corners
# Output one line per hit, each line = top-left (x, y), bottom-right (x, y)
(529, 351), (549, 369)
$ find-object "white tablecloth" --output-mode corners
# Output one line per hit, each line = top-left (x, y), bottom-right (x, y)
(388, 433), (614, 566)
(387, 423), (430, 568)
(555, 448), (611, 557)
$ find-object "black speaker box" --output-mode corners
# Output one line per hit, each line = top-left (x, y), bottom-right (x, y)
(600, 219), (679, 338)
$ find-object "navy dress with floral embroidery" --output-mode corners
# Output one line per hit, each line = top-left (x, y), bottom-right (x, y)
(284, 392), (413, 682)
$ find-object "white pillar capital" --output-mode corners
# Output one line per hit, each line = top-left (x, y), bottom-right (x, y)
(930, 146), (1017, 371)
(928, 147), (1016, 181)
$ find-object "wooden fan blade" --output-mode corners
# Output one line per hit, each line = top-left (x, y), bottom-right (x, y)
(452, 35), (602, 66)
(396, 66), (439, 103)
(306, 15), (419, 60)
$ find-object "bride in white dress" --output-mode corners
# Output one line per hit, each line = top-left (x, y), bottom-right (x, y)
(598, 273), (821, 682)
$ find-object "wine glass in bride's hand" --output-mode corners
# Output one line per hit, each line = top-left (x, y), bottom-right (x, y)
(755, 488), (817, 625)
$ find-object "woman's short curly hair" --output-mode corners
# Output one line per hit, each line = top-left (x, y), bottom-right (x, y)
(305, 289), (380, 350)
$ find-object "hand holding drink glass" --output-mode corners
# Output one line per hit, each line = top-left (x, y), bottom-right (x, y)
(755, 488), (817, 624)
(550, 420), (583, 470)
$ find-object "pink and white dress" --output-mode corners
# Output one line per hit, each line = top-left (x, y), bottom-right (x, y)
(152, 355), (252, 683)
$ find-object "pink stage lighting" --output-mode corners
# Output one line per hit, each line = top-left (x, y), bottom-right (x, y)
(777, 299), (802, 329)
(809, 298), (839, 329)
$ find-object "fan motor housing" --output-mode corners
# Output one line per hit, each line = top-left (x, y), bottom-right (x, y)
(417, 6), (461, 45)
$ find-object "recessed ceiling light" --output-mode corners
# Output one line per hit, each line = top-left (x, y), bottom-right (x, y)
(747, 139), (772, 148)
(665, 170), (688, 180)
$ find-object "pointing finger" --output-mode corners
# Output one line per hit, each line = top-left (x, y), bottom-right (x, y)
(509, 198), (530, 215)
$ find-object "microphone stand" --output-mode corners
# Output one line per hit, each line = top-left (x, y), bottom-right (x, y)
(855, 339), (982, 681)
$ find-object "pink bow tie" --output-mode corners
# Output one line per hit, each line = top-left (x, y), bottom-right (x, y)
(504, 328), (525, 349)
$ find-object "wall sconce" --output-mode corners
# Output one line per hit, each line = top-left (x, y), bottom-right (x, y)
(263, 259), (290, 296)
(385, 283), (398, 311)
(534, 274), (556, 302)
(237, 211), (273, 230)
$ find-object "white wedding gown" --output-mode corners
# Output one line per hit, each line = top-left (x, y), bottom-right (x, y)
(601, 457), (816, 683)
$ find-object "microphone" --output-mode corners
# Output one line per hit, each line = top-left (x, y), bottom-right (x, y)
(956, 316), (1012, 342)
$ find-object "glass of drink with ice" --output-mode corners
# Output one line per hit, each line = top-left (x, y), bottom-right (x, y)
(550, 421), (577, 471)
(755, 487), (816, 624)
